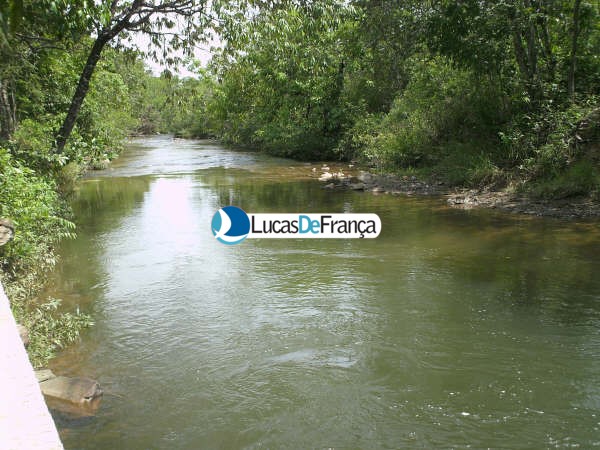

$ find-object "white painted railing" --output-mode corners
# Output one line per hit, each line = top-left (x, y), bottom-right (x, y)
(0, 281), (63, 449)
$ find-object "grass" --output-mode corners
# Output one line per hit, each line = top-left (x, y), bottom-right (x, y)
(529, 160), (600, 200)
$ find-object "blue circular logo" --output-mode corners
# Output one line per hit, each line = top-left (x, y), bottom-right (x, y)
(211, 206), (250, 245)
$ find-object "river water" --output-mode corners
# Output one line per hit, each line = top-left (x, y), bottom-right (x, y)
(48, 136), (600, 449)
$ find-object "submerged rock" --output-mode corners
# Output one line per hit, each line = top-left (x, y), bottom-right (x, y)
(46, 395), (102, 418)
(40, 376), (103, 404)
(350, 182), (366, 191)
(358, 172), (374, 183)
(35, 369), (56, 383)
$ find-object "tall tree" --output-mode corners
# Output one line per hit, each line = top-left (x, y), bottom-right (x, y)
(0, 0), (89, 140)
(568, 0), (582, 99)
(54, 0), (210, 154)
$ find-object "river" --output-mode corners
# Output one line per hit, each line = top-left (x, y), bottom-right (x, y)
(47, 135), (600, 448)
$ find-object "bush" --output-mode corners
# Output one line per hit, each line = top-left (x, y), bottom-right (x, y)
(11, 118), (67, 172)
(530, 161), (600, 199)
(430, 141), (504, 187)
(16, 298), (93, 367)
(499, 98), (599, 177)
(0, 147), (90, 367)
(344, 56), (509, 171)
(0, 148), (74, 274)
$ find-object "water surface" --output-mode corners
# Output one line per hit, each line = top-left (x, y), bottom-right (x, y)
(49, 136), (600, 448)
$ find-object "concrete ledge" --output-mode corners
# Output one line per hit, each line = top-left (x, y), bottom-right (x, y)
(0, 281), (63, 450)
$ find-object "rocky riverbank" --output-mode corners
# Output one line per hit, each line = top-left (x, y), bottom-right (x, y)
(446, 189), (600, 219)
(312, 165), (600, 220)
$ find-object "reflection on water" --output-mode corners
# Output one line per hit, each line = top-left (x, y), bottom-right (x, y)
(48, 136), (600, 449)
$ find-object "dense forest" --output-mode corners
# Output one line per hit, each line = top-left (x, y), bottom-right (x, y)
(0, 0), (599, 364)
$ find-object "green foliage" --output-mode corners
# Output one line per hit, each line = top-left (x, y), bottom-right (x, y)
(343, 57), (509, 170)
(211, 1), (355, 159)
(0, 148), (74, 275)
(9, 295), (93, 368)
(11, 118), (67, 171)
(0, 145), (92, 367)
(500, 98), (599, 177)
(335, 112), (382, 162)
(5, 40), (145, 171)
(206, 0), (599, 195)
(160, 74), (216, 138)
(530, 161), (600, 199)
(433, 142), (505, 187)
(0, 147), (91, 368)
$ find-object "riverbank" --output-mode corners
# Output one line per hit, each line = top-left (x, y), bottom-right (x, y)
(312, 165), (600, 220)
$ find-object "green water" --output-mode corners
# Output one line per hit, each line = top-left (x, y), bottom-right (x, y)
(48, 136), (600, 449)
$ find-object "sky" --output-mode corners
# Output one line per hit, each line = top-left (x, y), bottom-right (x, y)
(130, 17), (221, 78)
(142, 39), (217, 78)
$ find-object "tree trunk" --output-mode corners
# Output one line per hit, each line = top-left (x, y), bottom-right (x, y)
(512, 28), (530, 83)
(0, 78), (16, 141)
(525, 15), (538, 82)
(54, 35), (109, 154)
(568, 0), (582, 99)
(538, 0), (555, 80)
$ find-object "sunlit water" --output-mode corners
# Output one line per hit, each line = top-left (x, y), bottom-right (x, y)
(47, 136), (600, 448)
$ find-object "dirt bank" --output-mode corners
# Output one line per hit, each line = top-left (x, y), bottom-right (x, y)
(312, 165), (600, 220)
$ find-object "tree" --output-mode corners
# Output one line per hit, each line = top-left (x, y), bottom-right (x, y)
(0, 0), (89, 140)
(54, 0), (210, 154)
(209, 0), (356, 158)
(568, 0), (582, 99)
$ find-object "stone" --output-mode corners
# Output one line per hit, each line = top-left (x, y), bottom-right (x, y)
(358, 172), (373, 182)
(40, 376), (103, 404)
(372, 186), (386, 193)
(0, 218), (15, 246)
(350, 183), (366, 191)
(323, 183), (336, 189)
(45, 395), (102, 418)
(319, 172), (333, 182)
(16, 323), (29, 347)
(35, 369), (56, 383)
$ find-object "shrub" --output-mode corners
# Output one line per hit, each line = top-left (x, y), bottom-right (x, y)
(11, 118), (67, 172)
(344, 56), (508, 171)
(0, 148), (74, 274)
(530, 161), (600, 199)
(0, 147), (90, 367)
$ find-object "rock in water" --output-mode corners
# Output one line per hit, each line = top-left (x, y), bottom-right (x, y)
(40, 376), (103, 404)
(358, 172), (373, 183)
(35, 369), (56, 383)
